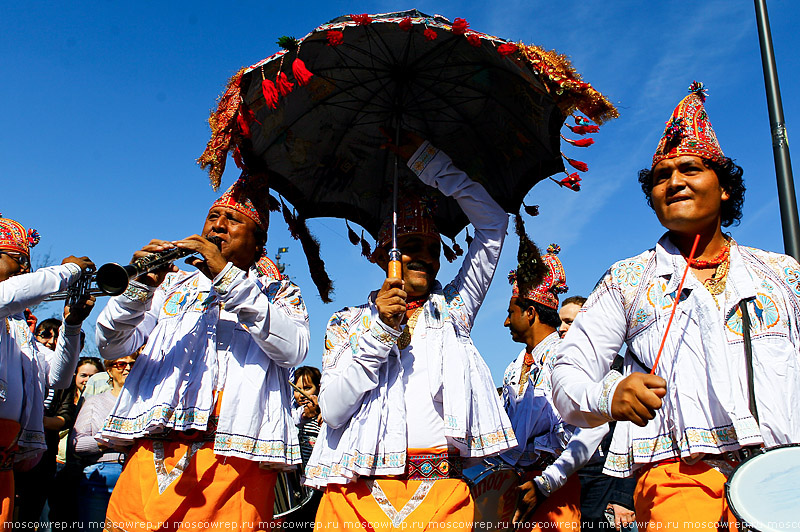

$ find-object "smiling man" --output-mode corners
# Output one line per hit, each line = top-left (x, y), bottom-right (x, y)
(552, 83), (800, 526)
(305, 135), (516, 530)
(95, 179), (309, 531)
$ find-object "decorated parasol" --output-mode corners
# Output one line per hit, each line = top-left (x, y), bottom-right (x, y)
(199, 10), (617, 301)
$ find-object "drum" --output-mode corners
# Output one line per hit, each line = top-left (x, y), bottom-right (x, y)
(273, 469), (314, 519)
(463, 457), (522, 529)
(725, 444), (800, 531)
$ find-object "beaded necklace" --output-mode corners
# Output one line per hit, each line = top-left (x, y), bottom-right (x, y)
(396, 307), (424, 350)
(690, 245), (730, 269)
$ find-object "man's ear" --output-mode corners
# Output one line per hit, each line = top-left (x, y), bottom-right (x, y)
(525, 306), (537, 326)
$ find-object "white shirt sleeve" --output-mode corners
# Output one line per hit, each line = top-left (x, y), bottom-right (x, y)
(538, 424), (609, 494)
(551, 273), (627, 428)
(408, 142), (508, 326)
(318, 310), (399, 429)
(213, 264), (309, 368)
(0, 264), (81, 320)
(95, 280), (159, 361)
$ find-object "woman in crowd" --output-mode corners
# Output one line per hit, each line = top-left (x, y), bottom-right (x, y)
(71, 349), (139, 528)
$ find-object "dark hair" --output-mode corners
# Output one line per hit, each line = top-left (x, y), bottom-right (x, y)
(35, 318), (61, 337)
(561, 296), (587, 308)
(293, 366), (321, 389)
(513, 297), (562, 329)
(77, 357), (103, 373)
(637, 157), (745, 227)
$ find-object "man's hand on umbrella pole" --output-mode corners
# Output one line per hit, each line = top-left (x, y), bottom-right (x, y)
(376, 276), (407, 330)
(380, 128), (425, 162)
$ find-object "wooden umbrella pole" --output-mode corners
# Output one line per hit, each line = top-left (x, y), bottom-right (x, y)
(650, 234), (701, 375)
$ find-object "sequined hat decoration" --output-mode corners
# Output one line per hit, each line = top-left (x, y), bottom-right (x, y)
(0, 215), (39, 257)
(509, 243), (567, 309)
(652, 81), (724, 168)
(210, 177), (270, 231)
(375, 193), (440, 251)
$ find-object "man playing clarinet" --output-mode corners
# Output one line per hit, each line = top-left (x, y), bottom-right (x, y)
(95, 179), (309, 531)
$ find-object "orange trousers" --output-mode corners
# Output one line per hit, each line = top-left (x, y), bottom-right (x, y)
(0, 420), (20, 531)
(522, 471), (581, 531)
(105, 439), (277, 532)
(635, 460), (737, 530)
(315, 477), (473, 530)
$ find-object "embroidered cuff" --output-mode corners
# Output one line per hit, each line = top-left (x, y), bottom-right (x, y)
(63, 262), (82, 279)
(533, 475), (552, 498)
(369, 319), (401, 348)
(213, 263), (244, 296)
(122, 280), (154, 303)
(598, 370), (624, 419)
(408, 141), (439, 176)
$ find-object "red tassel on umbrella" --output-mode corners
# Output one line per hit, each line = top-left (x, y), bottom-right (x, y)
(452, 18), (469, 35)
(276, 72), (294, 96)
(399, 17), (412, 31)
(567, 124), (600, 135)
(292, 58), (313, 86)
(574, 116), (591, 125)
(442, 242), (457, 262)
(465, 228), (473, 246)
(327, 30), (344, 46)
(424, 28), (438, 41)
(232, 147), (243, 168)
(497, 43), (518, 56)
(466, 33), (481, 47)
(236, 110), (251, 138)
(346, 221), (360, 245)
(262, 79), (279, 109)
(351, 13), (373, 25)
(564, 155), (589, 172)
(562, 136), (595, 147)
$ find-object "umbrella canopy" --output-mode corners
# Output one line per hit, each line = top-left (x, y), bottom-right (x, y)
(199, 10), (617, 300)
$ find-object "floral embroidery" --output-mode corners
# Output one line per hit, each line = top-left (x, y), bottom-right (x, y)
(634, 308), (649, 324)
(123, 282), (152, 303)
(612, 261), (645, 287)
(598, 371), (623, 419)
(783, 266), (800, 296)
(410, 144), (439, 175)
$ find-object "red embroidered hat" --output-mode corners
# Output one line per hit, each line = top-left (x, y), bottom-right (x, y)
(210, 177), (269, 231)
(652, 81), (724, 168)
(0, 215), (40, 257)
(509, 244), (567, 309)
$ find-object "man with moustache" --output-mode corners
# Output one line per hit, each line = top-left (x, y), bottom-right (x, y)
(552, 82), (800, 525)
(95, 179), (309, 531)
(305, 134), (516, 529)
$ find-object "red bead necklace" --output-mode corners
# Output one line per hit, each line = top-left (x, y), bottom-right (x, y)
(406, 298), (426, 311)
(690, 244), (730, 269)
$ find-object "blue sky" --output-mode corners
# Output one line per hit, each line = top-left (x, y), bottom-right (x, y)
(4, 1), (798, 383)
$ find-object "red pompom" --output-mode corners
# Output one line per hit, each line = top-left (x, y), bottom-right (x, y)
(399, 17), (413, 31)
(524, 204), (540, 216)
(351, 14), (373, 25)
(262, 79), (279, 109)
(452, 18), (469, 35)
(292, 58), (313, 86)
(466, 33), (481, 47)
(566, 157), (588, 172)
(276, 72), (294, 96)
(424, 28), (438, 41)
(497, 43), (518, 56)
(327, 30), (344, 46)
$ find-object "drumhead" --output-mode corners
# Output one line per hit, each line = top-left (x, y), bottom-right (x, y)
(726, 444), (800, 531)
(463, 457), (521, 528)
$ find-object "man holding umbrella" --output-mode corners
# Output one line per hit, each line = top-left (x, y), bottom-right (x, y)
(305, 133), (516, 528)
(551, 83), (800, 525)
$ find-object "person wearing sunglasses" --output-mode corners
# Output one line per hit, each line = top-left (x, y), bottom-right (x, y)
(72, 348), (140, 528)
(0, 215), (96, 527)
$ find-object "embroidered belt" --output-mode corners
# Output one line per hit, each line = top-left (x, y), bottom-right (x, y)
(404, 451), (462, 480)
(639, 446), (760, 476)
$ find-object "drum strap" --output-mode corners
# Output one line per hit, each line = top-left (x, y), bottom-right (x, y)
(740, 299), (759, 425)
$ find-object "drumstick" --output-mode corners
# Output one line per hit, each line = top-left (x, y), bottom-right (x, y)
(288, 379), (316, 404)
(650, 234), (700, 375)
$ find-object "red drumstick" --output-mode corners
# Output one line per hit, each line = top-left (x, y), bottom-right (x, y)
(650, 234), (700, 375)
